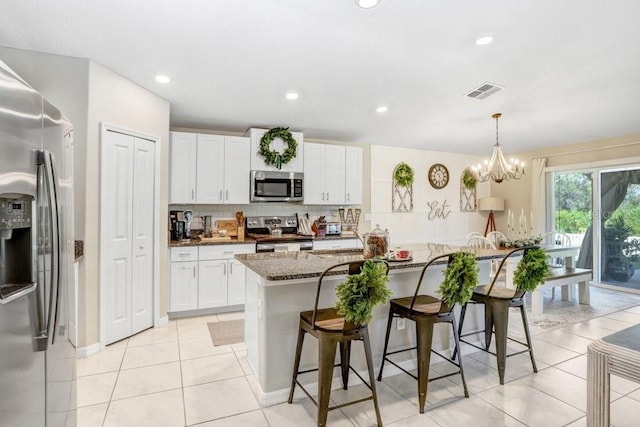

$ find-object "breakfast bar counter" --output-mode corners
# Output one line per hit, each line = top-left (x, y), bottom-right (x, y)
(236, 243), (501, 406)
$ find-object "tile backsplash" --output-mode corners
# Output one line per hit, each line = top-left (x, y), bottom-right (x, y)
(169, 203), (361, 227)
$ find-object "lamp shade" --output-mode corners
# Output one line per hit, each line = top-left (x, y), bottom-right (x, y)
(478, 197), (505, 212)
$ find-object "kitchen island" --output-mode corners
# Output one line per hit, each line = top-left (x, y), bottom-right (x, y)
(236, 243), (501, 406)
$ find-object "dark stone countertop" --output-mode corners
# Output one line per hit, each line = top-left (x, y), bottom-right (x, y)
(235, 243), (505, 282)
(168, 234), (359, 248)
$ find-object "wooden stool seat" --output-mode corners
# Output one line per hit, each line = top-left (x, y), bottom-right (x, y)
(299, 308), (360, 332)
(471, 284), (519, 300)
(377, 253), (470, 414)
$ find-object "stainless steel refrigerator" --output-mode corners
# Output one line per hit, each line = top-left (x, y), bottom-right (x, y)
(0, 60), (76, 426)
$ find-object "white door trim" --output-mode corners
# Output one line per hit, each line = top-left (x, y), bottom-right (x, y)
(99, 122), (161, 349)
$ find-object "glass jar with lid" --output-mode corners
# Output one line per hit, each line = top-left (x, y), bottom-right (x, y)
(363, 224), (389, 259)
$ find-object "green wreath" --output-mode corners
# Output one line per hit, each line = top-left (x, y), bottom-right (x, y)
(394, 162), (414, 188)
(259, 127), (297, 169)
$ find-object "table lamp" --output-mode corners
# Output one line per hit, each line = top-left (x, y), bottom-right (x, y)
(478, 197), (504, 237)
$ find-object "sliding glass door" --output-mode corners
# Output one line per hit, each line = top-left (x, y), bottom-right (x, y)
(599, 168), (640, 290)
(549, 166), (640, 292)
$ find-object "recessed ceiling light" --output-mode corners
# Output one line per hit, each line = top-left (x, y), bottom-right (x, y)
(356, 0), (380, 9)
(475, 36), (494, 46)
(285, 92), (299, 100)
(155, 75), (171, 84)
(376, 106), (388, 113)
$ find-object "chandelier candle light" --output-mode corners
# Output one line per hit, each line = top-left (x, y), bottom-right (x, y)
(472, 113), (525, 183)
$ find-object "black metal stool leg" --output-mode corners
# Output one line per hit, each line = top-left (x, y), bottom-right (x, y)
(453, 304), (467, 360)
(519, 304), (538, 373)
(450, 316), (469, 398)
(362, 328), (383, 427)
(415, 317), (435, 414)
(339, 340), (352, 390)
(377, 307), (395, 381)
(317, 333), (339, 427)
(288, 323), (306, 403)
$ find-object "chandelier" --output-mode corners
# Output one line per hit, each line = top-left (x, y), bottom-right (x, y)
(471, 113), (525, 183)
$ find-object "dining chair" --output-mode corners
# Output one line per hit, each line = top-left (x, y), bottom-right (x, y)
(486, 230), (507, 248)
(377, 253), (470, 413)
(288, 259), (389, 427)
(466, 235), (497, 250)
(456, 247), (538, 385)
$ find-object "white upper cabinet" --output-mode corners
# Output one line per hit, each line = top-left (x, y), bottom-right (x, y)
(170, 132), (250, 204)
(345, 146), (363, 205)
(303, 142), (346, 205)
(223, 136), (251, 204)
(196, 134), (225, 203)
(170, 132), (197, 203)
(248, 128), (304, 173)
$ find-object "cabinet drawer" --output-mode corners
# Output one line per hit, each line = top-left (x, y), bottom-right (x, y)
(170, 246), (198, 262)
(199, 244), (255, 260)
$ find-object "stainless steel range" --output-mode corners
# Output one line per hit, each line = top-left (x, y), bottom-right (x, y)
(246, 215), (313, 252)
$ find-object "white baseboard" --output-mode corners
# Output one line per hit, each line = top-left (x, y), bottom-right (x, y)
(156, 315), (169, 327)
(76, 342), (100, 358)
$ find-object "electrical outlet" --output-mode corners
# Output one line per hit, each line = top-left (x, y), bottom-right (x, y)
(397, 318), (406, 330)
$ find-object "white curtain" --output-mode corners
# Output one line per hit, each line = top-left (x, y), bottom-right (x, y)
(531, 157), (547, 235)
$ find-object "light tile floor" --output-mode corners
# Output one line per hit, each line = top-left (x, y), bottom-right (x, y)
(78, 307), (640, 426)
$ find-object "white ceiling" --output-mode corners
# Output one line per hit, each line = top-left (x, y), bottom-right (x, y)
(2, 0), (640, 154)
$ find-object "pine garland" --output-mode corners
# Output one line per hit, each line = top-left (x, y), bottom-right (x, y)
(513, 247), (549, 292)
(335, 260), (392, 325)
(438, 251), (479, 306)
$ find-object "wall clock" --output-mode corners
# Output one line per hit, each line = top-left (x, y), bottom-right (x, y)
(428, 163), (449, 189)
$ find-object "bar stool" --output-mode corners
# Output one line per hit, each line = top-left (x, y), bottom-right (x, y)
(456, 246), (538, 385)
(377, 253), (471, 413)
(288, 259), (389, 427)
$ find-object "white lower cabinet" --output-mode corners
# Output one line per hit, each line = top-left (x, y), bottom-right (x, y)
(169, 261), (198, 311)
(170, 244), (254, 313)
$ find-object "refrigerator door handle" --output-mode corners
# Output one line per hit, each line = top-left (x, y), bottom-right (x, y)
(34, 150), (62, 352)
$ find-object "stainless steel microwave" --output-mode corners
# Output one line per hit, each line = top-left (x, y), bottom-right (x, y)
(250, 170), (303, 202)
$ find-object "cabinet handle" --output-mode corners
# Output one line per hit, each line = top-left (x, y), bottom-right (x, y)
(192, 189), (195, 200)
(219, 190), (223, 201)
(230, 263), (233, 275)
(225, 190), (229, 200)
(326, 192), (329, 201)
(193, 266), (196, 277)
(321, 192), (325, 201)
(223, 263), (227, 275)
(347, 193), (350, 202)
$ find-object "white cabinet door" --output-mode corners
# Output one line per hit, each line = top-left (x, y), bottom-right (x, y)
(227, 260), (246, 305)
(324, 145), (346, 205)
(196, 134), (224, 203)
(170, 261), (198, 311)
(170, 132), (197, 203)
(303, 142), (326, 204)
(223, 136), (251, 204)
(303, 143), (345, 205)
(198, 260), (227, 308)
(345, 146), (363, 205)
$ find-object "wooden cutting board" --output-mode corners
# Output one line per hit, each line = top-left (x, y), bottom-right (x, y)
(216, 219), (238, 237)
(198, 235), (232, 242)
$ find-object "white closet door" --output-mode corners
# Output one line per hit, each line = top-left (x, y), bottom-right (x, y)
(103, 131), (135, 344)
(103, 130), (156, 345)
(131, 137), (155, 334)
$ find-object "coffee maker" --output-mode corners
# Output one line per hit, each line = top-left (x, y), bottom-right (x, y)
(169, 210), (188, 241)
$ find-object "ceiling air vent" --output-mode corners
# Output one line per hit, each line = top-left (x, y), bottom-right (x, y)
(465, 82), (505, 100)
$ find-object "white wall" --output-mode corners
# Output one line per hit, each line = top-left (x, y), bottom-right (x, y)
(370, 145), (489, 245)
